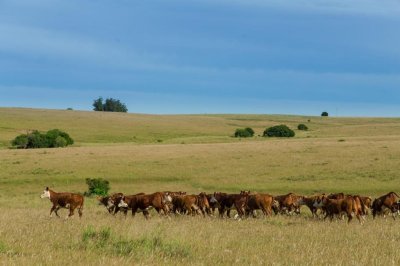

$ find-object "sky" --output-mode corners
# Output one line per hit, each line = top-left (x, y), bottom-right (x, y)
(0, 0), (400, 116)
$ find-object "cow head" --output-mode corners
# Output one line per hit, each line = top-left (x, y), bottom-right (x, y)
(240, 190), (251, 196)
(163, 192), (173, 203)
(41, 187), (50, 199)
(118, 197), (129, 208)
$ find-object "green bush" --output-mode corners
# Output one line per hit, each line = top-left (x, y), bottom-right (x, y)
(11, 129), (74, 149)
(234, 127), (255, 138)
(321, 111), (329, 117)
(93, 97), (128, 112)
(297, 124), (308, 131)
(84, 178), (110, 196)
(263, 125), (295, 137)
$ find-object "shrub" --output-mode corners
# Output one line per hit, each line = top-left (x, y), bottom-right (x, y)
(84, 178), (110, 196)
(297, 124), (308, 131)
(234, 127), (255, 138)
(321, 111), (329, 117)
(263, 125), (295, 137)
(11, 129), (74, 149)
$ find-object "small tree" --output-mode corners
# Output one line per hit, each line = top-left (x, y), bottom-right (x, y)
(84, 178), (110, 196)
(93, 97), (104, 111)
(297, 124), (308, 131)
(234, 127), (255, 138)
(263, 125), (295, 137)
(321, 111), (329, 117)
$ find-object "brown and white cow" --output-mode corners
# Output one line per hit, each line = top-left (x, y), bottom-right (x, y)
(40, 187), (84, 219)
(299, 194), (326, 218)
(97, 193), (124, 213)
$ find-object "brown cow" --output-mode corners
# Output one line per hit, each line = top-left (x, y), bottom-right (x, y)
(245, 193), (274, 218)
(172, 193), (210, 216)
(275, 193), (303, 215)
(319, 195), (363, 224)
(116, 192), (171, 219)
(372, 192), (400, 219)
(359, 196), (372, 215)
(40, 187), (84, 219)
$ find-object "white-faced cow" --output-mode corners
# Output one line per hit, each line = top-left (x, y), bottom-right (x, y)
(40, 187), (84, 219)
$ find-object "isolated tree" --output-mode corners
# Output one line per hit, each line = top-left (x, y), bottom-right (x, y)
(92, 97), (127, 112)
(321, 111), (329, 117)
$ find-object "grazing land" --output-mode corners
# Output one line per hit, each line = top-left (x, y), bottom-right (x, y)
(1, 107), (400, 265)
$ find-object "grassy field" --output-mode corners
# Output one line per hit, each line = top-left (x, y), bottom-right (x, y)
(1, 107), (400, 265)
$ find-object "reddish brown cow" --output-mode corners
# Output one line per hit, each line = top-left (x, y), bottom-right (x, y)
(372, 192), (400, 219)
(245, 193), (274, 217)
(40, 187), (84, 219)
(275, 193), (303, 215)
(172, 193), (210, 216)
(320, 195), (363, 224)
(359, 196), (372, 215)
(116, 192), (170, 219)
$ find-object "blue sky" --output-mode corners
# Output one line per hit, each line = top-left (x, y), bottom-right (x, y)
(1, 0), (400, 116)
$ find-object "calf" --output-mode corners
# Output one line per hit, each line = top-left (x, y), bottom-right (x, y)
(40, 187), (84, 219)
(299, 194), (326, 218)
(172, 193), (211, 216)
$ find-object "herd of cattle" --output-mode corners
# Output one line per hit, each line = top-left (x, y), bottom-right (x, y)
(40, 187), (400, 223)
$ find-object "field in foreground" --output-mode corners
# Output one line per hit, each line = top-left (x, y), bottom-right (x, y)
(1, 108), (400, 265)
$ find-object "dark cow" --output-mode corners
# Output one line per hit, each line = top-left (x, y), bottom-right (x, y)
(245, 193), (275, 218)
(372, 192), (400, 219)
(97, 193), (124, 213)
(164, 191), (186, 213)
(116, 192), (171, 219)
(215, 191), (250, 218)
(40, 187), (84, 219)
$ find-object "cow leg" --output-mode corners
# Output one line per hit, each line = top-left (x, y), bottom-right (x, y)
(131, 208), (137, 217)
(49, 205), (58, 217)
(66, 207), (75, 219)
(54, 206), (61, 217)
(78, 205), (83, 218)
(143, 210), (150, 219)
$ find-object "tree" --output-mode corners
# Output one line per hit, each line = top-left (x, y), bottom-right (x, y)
(92, 97), (128, 112)
(92, 97), (104, 111)
(321, 111), (329, 117)
(297, 124), (308, 130)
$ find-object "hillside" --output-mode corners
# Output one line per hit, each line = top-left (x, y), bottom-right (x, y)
(1, 107), (400, 148)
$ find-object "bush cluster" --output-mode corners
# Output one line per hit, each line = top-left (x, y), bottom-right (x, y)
(297, 124), (308, 131)
(93, 97), (128, 112)
(321, 111), (329, 117)
(84, 178), (110, 196)
(11, 129), (74, 149)
(263, 125), (295, 137)
(234, 127), (255, 138)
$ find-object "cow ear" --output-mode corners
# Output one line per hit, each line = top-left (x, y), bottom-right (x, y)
(45, 187), (49, 191)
